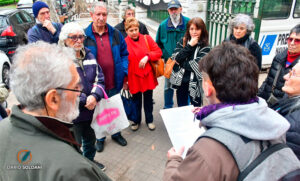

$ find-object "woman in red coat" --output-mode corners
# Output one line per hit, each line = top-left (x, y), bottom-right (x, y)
(124, 17), (162, 131)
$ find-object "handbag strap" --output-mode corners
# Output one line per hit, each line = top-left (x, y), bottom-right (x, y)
(93, 85), (109, 100)
(144, 35), (150, 51)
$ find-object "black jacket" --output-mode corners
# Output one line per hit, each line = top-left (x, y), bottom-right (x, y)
(114, 20), (149, 38)
(271, 95), (300, 160)
(225, 34), (262, 70)
(258, 49), (300, 101)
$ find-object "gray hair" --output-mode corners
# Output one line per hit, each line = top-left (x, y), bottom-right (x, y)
(58, 22), (85, 47)
(89, 2), (108, 14)
(290, 24), (300, 35)
(122, 6), (135, 20)
(229, 14), (255, 34)
(10, 41), (75, 111)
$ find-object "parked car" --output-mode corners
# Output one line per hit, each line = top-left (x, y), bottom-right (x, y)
(0, 51), (11, 87)
(0, 9), (35, 59)
(16, 0), (35, 17)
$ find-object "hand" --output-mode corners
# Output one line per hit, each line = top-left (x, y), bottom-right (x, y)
(139, 56), (148, 69)
(5, 108), (11, 116)
(43, 20), (56, 34)
(85, 95), (97, 110)
(188, 36), (199, 47)
(192, 107), (201, 114)
(123, 82), (129, 90)
(167, 146), (185, 159)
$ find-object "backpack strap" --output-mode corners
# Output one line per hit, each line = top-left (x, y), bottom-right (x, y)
(238, 143), (288, 180)
(198, 127), (262, 171)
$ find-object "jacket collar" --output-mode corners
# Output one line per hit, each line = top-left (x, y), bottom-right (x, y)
(166, 14), (185, 30)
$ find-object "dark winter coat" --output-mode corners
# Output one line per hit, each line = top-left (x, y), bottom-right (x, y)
(73, 47), (105, 123)
(258, 49), (300, 101)
(114, 20), (149, 38)
(225, 34), (262, 70)
(27, 23), (62, 43)
(271, 95), (300, 160)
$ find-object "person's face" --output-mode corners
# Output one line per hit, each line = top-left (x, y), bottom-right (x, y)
(37, 8), (50, 23)
(125, 9), (135, 19)
(65, 32), (85, 51)
(189, 24), (201, 39)
(233, 24), (247, 39)
(90, 6), (107, 28)
(287, 32), (300, 54)
(168, 7), (182, 16)
(282, 63), (300, 97)
(126, 26), (139, 40)
(56, 64), (81, 123)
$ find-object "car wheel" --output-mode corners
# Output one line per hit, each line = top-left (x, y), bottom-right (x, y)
(2, 64), (10, 87)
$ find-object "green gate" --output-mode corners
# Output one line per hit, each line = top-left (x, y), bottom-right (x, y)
(206, 0), (265, 47)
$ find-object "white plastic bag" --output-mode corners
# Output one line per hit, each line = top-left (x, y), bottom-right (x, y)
(91, 86), (129, 139)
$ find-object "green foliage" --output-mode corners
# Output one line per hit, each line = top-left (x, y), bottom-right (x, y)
(0, 0), (19, 6)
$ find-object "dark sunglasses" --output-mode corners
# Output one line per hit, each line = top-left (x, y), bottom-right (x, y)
(67, 35), (86, 42)
(286, 37), (300, 44)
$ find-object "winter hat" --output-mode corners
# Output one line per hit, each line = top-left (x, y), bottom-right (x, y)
(32, 1), (49, 18)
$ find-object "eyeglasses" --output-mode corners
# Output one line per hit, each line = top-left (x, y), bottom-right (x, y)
(67, 35), (86, 42)
(288, 69), (300, 78)
(286, 37), (300, 44)
(56, 87), (86, 97)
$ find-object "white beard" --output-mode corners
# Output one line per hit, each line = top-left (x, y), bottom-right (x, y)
(170, 13), (181, 28)
(56, 95), (80, 123)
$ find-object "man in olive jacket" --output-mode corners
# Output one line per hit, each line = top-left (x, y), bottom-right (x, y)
(0, 42), (111, 181)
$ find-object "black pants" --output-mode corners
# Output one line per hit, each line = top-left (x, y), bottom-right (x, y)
(132, 90), (153, 124)
(176, 82), (201, 107)
(73, 121), (96, 161)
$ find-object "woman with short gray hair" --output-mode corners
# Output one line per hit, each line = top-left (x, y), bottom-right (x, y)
(225, 13), (262, 69)
(59, 22), (106, 171)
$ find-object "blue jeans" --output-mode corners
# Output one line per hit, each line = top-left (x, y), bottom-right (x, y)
(97, 88), (122, 142)
(73, 121), (96, 161)
(164, 78), (174, 109)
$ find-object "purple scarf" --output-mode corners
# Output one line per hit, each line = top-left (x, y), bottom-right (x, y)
(196, 97), (259, 120)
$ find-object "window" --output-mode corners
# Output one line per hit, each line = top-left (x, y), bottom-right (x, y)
(262, 0), (293, 19)
(294, 0), (300, 18)
(20, 11), (33, 23)
(10, 13), (24, 25)
(0, 16), (8, 28)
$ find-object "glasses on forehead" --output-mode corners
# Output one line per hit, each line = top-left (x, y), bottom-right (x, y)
(67, 35), (86, 42)
(286, 37), (300, 44)
(288, 69), (300, 78)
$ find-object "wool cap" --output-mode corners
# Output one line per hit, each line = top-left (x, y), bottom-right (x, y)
(168, 0), (181, 9)
(32, 1), (49, 18)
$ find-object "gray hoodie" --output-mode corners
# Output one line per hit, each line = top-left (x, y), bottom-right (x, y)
(201, 97), (290, 140)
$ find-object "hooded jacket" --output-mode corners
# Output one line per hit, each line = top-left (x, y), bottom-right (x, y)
(164, 98), (290, 181)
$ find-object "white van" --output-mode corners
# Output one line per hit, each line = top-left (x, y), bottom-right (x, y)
(258, 0), (300, 68)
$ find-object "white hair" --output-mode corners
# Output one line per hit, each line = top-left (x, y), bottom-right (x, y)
(58, 22), (85, 47)
(229, 14), (255, 34)
(122, 6), (135, 20)
(10, 41), (75, 111)
(89, 1), (108, 14)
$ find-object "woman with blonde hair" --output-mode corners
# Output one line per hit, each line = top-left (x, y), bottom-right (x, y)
(124, 17), (162, 131)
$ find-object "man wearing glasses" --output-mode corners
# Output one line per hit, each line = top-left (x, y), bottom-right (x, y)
(84, 2), (129, 152)
(259, 24), (300, 106)
(27, 1), (62, 43)
(58, 22), (106, 171)
(0, 42), (111, 181)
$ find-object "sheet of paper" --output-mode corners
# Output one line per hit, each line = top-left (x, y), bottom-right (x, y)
(160, 106), (206, 158)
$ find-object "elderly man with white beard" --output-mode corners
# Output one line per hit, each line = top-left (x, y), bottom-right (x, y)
(0, 42), (111, 181)
(156, 0), (189, 109)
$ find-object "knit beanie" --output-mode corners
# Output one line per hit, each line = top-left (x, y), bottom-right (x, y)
(32, 1), (49, 18)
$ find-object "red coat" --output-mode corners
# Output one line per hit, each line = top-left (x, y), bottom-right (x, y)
(125, 34), (162, 94)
